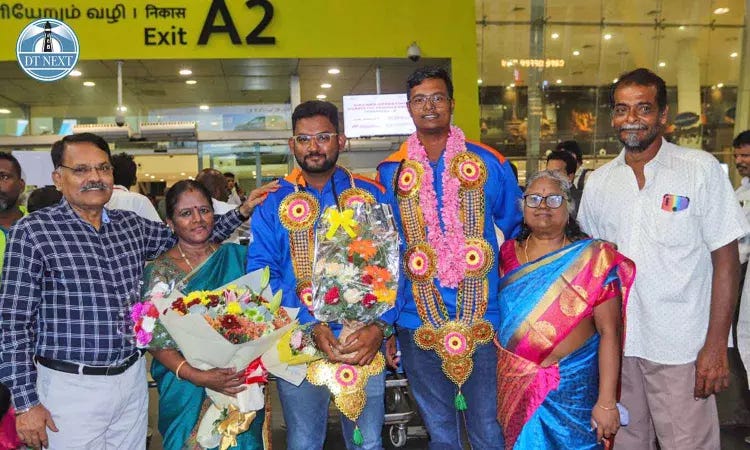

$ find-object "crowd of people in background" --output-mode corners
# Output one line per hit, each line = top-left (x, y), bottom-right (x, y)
(0, 65), (748, 450)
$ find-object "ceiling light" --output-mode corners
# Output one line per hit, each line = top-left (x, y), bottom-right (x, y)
(731, 52), (739, 58)
(328, 68), (340, 74)
(150, 175), (155, 179)
(159, 179), (164, 182)
(0, 108), (10, 114)
(477, 79), (483, 85)
(179, 69), (192, 76)
(116, 105), (127, 112)
(556, 79), (562, 84)
(572, 50), (580, 56)
(316, 94), (327, 99)
(188, 176), (194, 180)
(185, 80), (197, 85)
(83, 81), (95, 87)
(714, 7), (730, 14)
(678, 25), (686, 30)
(613, 78), (619, 83)
(180, 172), (186, 176)
(210, 121), (218, 126)
(320, 83), (332, 88)
(717, 82), (725, 88)
(199, 104), (209, 110)
(509, 82), (516, 88)
(69, 69), (82, 77)
(603, 33), (612, 40)
(551, 32), (559, 40)
(658, 61), (666, 67)
(143, 173), (149, 176)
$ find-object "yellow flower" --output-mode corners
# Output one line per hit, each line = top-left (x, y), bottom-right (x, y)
(226, 302), (242, 315)
(374, 288), (396, 305)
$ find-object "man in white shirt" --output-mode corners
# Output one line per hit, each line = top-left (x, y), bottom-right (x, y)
(578, 68), (748, 449)
(196, 168), (248, 243)
(106, 153), (161, 222)
(734, 131), (750, 264)
(224, 171), (244, 206)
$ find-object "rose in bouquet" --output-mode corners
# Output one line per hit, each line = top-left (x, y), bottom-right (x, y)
(131, 268), (296, 450)
(307, 202), (399, 444)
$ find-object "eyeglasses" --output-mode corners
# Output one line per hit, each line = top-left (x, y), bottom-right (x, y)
(291, 132), (338, 146)
(612, 103), (657, 118)
(523, 194), (565, 209)
(409, 94), (449, 107)
(58, 163), (113, 177)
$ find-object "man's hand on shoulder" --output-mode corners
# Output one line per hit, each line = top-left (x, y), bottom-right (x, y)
(16, 404), (58, 449)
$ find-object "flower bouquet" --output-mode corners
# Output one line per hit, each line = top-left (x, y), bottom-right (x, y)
(307, 202), (400, 444)
(133, 268), (296, 450)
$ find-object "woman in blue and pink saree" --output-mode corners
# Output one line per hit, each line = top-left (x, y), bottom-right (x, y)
(495, 171), (635, 449)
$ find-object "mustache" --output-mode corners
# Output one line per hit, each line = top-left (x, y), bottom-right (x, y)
(80, 182), (110, 192)
(305, 153), (325, 159)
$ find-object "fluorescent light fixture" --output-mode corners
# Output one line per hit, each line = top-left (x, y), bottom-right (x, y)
(714, 7), (730, 14)
(199, 105), (210, 110)
(328, 68), (340, 74)
(179, 69), (192, 76)
(321, 83), (332, 88)
(316, 94), (327, 99)
(556, 79), (562, 84)
(572, 50), (580, 56)
(678, 25), (686, 30)
(658, 61), (666, 67)
(551, 32), (559, 39)
(603, 33), (612, 40)
(731, 52), (739, 58)
(83, 81), (95, 87)
(185, 80), (197, 85)
(0, 108), (10, 114)
(69, 69), (82, 77)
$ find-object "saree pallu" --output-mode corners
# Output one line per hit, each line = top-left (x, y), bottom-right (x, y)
(145, 243), (267, 450)
(495, 239), (634, 450)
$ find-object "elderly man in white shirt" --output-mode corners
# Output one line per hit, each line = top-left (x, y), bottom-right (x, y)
(106, 153), (161, 222)
(579, 68), (749, 450)
(195, 168), (249, 244)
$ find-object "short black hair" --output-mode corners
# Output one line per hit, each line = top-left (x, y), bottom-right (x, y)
(27, 185), (62, 213)
(292, 101), (339, 133)
(51, 132), (112, 169)
(734, 130), (750, 148)
(165, 180), (214, 220)
(0, 382), (10, 418)
(406, 66), (454, 100)
(555, 140), (583, 165)
(223, 172), (235, 178)
(0, 152), (22, 178)
(546, 150), (577, 176)
(610, 68), (667, 112)
(111, 152), (137, 187)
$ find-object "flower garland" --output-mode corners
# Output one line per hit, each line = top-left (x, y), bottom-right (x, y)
(407, 125), (466, 288)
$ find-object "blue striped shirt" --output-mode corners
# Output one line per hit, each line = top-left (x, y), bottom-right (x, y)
(0, 199), (243, 409)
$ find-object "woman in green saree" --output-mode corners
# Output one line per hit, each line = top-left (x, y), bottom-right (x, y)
(143, 179), (276, 450)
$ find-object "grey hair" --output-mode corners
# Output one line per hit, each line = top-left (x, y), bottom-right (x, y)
(521, 170), (575, 215)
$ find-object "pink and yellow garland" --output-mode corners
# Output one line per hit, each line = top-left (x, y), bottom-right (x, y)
(406, 125), (467, 288)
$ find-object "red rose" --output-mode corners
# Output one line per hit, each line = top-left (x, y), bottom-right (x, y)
(220, 315), (241, 329)
(171, 298), (187, 314)
(362, 293), (378, 308)
(361, 274), (374, 285)
(324, 287), (340, 305)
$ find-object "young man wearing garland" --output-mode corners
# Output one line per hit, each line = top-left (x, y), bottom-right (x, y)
(378, 67), (523, 449)
(246, 100), (395, 450)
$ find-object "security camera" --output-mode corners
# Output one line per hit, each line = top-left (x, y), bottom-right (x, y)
(407, 42), (421, 62)
(115, 113), (125, 127)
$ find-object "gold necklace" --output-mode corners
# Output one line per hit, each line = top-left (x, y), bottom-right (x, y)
(177, 242), (215, 271)
(523, 235), (567, 263)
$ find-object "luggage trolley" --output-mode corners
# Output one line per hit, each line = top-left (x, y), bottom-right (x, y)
(382, 353), (428, 447)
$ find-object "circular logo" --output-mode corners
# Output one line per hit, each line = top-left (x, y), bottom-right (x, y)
(17, 19), (79, 82)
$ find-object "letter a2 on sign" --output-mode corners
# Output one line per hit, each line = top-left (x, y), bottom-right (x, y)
(16, 19), (80, 82)
(198, 0), (276, 46)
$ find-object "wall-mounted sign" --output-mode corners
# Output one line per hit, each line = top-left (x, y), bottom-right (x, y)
(343, 94), (415, 138)
(501, 59), (565, 69)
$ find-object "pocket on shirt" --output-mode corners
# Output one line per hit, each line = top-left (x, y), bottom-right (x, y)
(645, 208), (697, 247)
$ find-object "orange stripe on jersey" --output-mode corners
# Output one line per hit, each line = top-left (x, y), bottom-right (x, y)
(351, 173), (386, 194)
(380, 141), (409, 164)
(467, 139), (507, 163)
(284, 168), (304, 185)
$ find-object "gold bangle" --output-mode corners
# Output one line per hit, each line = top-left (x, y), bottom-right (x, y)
(175, 360), (188, 380)
(596, 403), (617, 411)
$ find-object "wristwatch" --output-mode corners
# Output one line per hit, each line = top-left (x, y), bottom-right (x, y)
(373, 319), (395, 339)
